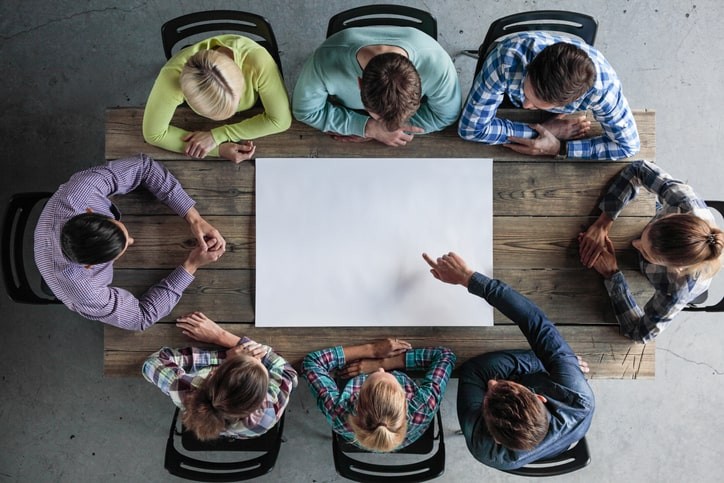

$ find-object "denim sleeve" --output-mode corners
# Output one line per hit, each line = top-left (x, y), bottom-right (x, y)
(467, 273), (592, 397)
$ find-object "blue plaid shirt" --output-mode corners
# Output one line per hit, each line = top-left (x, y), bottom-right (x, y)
(302, 346), (455, 449)
(600, 161), (716, 343)
(458, 32), (640, 160)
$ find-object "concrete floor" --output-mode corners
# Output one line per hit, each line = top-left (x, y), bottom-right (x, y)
(1, 1), (723, 481)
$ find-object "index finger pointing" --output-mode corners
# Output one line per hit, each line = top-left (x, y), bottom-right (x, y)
(422, 252), (438, 268)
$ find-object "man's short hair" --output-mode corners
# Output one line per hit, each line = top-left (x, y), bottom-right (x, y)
(483, 380), (549, 450)
(526, 43), (596, 106)
(360, 53), (421, 131)
(60, 213), (126, 265)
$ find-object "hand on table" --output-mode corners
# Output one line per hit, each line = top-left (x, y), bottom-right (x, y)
(185, 207), (226, 253)
(506, 123), (561, 156)
(371, 338), (411, 358)
(588, 236), (619, 279)
(183, 131), (217, 158)
(176, 311), (223, 343)
(219, 141), (256, 164)
(183, 245), (223, 275)
(338, 358), (384, 378)
(579, 214), (614, 267)
(364, 118), (424, 147)
(542, 114), (591, 140)
(577, 356), (590, 374)
(422, 252), (475, 287)
(227, 340), (269, 360)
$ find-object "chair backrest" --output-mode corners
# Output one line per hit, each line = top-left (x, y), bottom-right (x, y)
(327, 4), (438, 39)
(474, 10), (598, 77)
(2, 192), (61, 304)
(502, 437), (591, 477)
(332, 410), (445, 482)
(684, 200), (724, 312)
(161, 10), (283, 76)
(164, 407), (286, 481)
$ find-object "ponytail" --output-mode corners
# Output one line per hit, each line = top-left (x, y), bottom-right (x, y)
(348, 377), (407, 452)
(181, 353), (269, 441)
(648, 214), (723, 271)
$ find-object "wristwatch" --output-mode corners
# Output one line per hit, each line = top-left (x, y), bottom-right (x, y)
(555, 141), (568, 160)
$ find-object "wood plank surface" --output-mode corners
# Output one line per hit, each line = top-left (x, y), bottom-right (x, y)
(105, 108), (656, 162)
(113, 160), (655, 218)
(113, 215), (650, 270)
(105, 106), (658, 379)
(104, 323), (654, 379)
(112, 268), (653, 326)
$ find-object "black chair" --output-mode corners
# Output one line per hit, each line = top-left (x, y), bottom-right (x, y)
(332, 410), (445, 482)
(684, 200), (724, 312)
(502, 437), (591, 477)
(164, 407), (286, 481)
(327, 4), (438, 39)
(161, 10), (283, 76)
(2, 193), (61, 304)
(470, 10), (598, 78)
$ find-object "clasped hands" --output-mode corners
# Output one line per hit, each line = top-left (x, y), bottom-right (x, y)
(505, 114), (591, 156)
(183, 207), (226, 274)
(578, 217), (620, 279)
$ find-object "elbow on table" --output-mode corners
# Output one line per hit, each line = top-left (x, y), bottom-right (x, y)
(142, 125), (167, 147)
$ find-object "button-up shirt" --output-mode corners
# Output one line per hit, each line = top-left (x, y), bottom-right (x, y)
(142, 338), (298, 438)
(458, 31), (639, 160)
(34, 154), (196, 330)
(302, 346), (455, 449)
(600, 160), (716, 343)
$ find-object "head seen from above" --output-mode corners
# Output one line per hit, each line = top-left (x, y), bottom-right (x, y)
(360, 52), (421, 131)
(180, 49), (244, 121)
(349, 369), (408, 452)
(61, 212), (131, 265)
(524, 43), (596, 109)
(483, 379), (549, 451)
(634, 213), (724, 270)
(182, 353), (269, 441)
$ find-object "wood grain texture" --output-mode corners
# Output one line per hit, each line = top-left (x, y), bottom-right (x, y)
(113, 160), (655, 218)
(106, 108), (655, 162)
(105, 323), (654, 379)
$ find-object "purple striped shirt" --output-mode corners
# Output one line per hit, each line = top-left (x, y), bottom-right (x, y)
(34, 154), (196, 330)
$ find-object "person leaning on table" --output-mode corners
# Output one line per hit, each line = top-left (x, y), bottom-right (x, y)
(458, 31), (639, 160)
(34, 154), (225, 331)
(143, 34), (291, 164)
(579, 160), (724, 343)
(143, 312), (297, 440)
(302, 339), (455, 452)
(292, 26), (461, 147)
(422, 251), (593, 471)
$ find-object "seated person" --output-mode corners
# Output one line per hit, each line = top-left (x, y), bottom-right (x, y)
(293, 26), (462, 147)
(423, 251), (594, 470)
(143, 35), (292, 164)
(302, 339), (455, 451)
(458, 31), (640, 160)
(579, 160), (723, 343)
(143, 312), (297, 440)
(34, 154), (224, 330)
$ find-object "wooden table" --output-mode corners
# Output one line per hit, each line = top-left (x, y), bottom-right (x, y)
(105, 107), (657, 379)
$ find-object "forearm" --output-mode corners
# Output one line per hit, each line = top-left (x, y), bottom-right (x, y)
(342, 343), (377, 361)
(566, 133), (639, 160)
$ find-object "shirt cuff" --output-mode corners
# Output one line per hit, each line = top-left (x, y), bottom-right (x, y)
(171, 265), (196, 288)
(603, 270), (626, 293)
(467, 272), (491, 295)
(332, 345), (346, 368)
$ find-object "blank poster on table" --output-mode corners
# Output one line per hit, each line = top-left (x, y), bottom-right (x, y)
(255, 157), (493, 327)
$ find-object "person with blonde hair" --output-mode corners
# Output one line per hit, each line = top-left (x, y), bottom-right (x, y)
(302, 339), (455, 452)
(143, 312), (297, 440)
(143, 35), (291, 164)
(579, 160), (723, 343)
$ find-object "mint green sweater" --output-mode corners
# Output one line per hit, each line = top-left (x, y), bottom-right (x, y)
(292, 27), (461, 136)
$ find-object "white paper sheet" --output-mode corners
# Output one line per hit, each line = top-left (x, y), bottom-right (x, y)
(255, 157), (493, 327)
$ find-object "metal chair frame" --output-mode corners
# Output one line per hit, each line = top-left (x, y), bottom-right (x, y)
(327, 4), (438, 39)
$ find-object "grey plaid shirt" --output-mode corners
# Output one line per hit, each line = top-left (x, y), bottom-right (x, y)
(600, 160), (715, 343)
